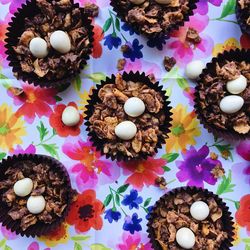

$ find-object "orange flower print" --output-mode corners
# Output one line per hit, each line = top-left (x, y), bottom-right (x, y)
(212, 38), (240, 57)
(165, 104), (201, 153)
(66, 190), (104, 233)
(235, 194), (250, 234)
(0, 103), (26, 151)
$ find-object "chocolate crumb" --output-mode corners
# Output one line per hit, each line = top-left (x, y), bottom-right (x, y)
(163, 56), (176, 72)
(117, 58), (126, 71)
(84, 3), (99, 18)
(210, 152), (218, 160)
(155, 177), (167, 189)
(211, 164), (225, 178)
(186, 27), (201, 45)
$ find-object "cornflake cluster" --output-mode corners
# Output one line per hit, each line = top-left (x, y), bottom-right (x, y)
(13, 0), (91, 80)
(0, 161), (68, 231)
(151, 191), (228, 250)
(89, 73), (167, 158)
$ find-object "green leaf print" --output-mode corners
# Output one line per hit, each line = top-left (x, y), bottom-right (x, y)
(74, 242), (82, 250)
(36, 121), (49, 142)
(117, 184), (129, 194)
(163, 166), (171, 172)
(4, 246), (12, 250)
(115, 17), (120, 31)
(73, 75), (82, 91)
(162, 153), (179, 163)
(143, 198), (152, 207)
(103, 194), (112, 207)
(246, 245), (250, 250)
(84, 72), (107, 83)
(0, 239), (6, 248)
(216, 170), (235, 195)
(90, 244), (111, 250)
(176, 78), (189, 90)
(219, 0), (236, 19)
(115, 194), (120, 206)
(103, 17), (112, 33)
(0, 153), (6, 160)
(41, 143), (59, 159)
(71, 235), (91, 241)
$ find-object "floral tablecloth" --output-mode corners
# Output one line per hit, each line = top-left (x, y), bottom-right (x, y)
(0, 0), (250, 249)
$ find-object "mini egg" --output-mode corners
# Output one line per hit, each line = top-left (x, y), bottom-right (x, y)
(62, 106), (80, 126)
(176, 227), (196, 249)
(219, 95), (244, 114)
(124, 97), (145, 117)
(13, 178), (33, 197)
(27, 195), (46, 214)
(155, 0), (171, 4)
(129, 0), (146, 4)
(115, 121), (137, 140)
(226, 75), (247, 94)
(190, 201), (210, 221)
(185, 60), (205, 80)
(29, 37), (48, 58)
(50, 30), (71, 54)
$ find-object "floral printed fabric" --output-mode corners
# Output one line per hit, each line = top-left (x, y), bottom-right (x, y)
(0, 0), (249, 249)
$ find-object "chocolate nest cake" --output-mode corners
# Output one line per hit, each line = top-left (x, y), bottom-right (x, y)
(85, 72), (172, 161)
(195, 50), (250, 139)
(111, 0), (197, 37)
(147, 188), (234, 250)
(0, 155), (73, 237)
(236, 0), (250, 35)
(5, 0), (93, 88)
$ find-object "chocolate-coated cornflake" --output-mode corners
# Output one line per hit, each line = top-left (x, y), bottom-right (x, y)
(13, 0), (91, 81)
(151, 191), (228, 250)
(88, 73), (167, 158)
(0, 161), (68, 231)
(198, 60), (250, 135)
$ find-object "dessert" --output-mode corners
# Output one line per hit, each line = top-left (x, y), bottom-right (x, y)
(194, 49), (250, 139)
(61, 106), (81, 127)
(85, 72), (172, 161)
(111, 0), (197, 37)
(0, 155), (73, 236)
(5, 0), (93, 88)
(236, 0), (250, 35)
(147, 187), (234, 249)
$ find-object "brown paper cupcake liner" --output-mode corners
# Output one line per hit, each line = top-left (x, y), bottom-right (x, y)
(147, 186), (234, 250)
(4, 0), (94, 89)
(236, 1), (250, 35)
(194, 48), (250, 140)
(110, 0), (198, 39)
(84, 71), (173, 162)
(0, 154), (74, 238)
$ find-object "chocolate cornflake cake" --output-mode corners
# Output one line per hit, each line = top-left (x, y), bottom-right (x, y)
(236, 0), (250, 35)
(195, 49), (250, 139)
(5, 0), (93, 88)
(85, 72), (172, 161)
(147, 187), (234, 250)
(0, 155), (73, 237)
(111, 0), (197, 37)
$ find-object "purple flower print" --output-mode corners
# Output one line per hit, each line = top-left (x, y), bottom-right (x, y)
(0, 0), (26, 14)
(195, 0), (223, 15)
(176, 145), (221, 187)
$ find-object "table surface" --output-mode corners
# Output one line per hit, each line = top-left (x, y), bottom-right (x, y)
(0, 0), (250, 249)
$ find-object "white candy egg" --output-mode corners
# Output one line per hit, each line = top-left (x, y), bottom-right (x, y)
(155, 0), (171, 4)
(29, 37), (48, 58)
(124, 97), (145, 117)
(62, 106), (80, 126)
(115, 121), (137, 140)
(190, 201), (210, 221)
(185, 60), (205, 80)
(219, 95), (244, 114)
(129, 0), (145, 4)
(50, 30), (71, 54)
(176, 227), (196, 249)
(226, 75), (247, 94)
(13, 178), (33, 197)
(27, 195), (46, 214)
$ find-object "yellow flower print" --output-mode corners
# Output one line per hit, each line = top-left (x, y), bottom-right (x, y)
(0, 103), (26, 150)
(165, 104), (201, 153)
(38, 223), (70, 247)
(78, 87), (94, 118)
(232, 222), (241, 246)
(212, 38), (240, 57)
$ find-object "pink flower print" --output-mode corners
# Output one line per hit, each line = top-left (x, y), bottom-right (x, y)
(62, 137), (120, 192)
(75, 0), (109, 8)
(27, 242), (50, 250)
(0, 0), (26, 14)
(117, 232), (152, 250)
(166, 14), (214, 66)
(0, 224), (18, 240)
(195, 0), (223, 15)
(10, 144), (36, 155)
